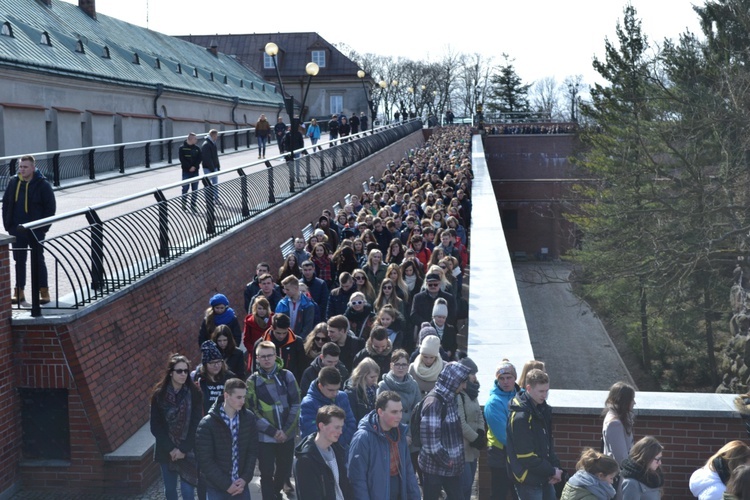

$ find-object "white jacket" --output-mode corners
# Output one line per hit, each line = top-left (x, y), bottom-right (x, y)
(689, 466), (725, 500)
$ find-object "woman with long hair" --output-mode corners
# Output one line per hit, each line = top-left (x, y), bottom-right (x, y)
(725, 465), (750, 500)
(386, 238), (405, 265)
(211, 325), (245, 380)
(332, 243), (359, 276)
(373, 305), (404, 349)
(344, 291), (375, 340)
(279, 253), (302, 283)
(561, 448), (618, 500)
(255, 114), (271, 159)
(363, 248), (387, 290)
(311, 242), (335, 287)
(386, 263), (409, 302)
(150, 354), (203, 500)
(198, 293), (242, 348)
(194, 341), (234, 414)
(621, 436), (664, 499)
(373, 278), (407, 318)
(344, 358), (380, 422)
(353, 237), (367, 268)
(303, 322), (330, 365)
(352, 269), (376, 304)
(603, 382), (636, 466)
(691, 441), (750, 500)
(243, 297), (273, 371)
(518, 360), (546, 389)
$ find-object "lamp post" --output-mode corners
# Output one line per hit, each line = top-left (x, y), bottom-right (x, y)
(264, 42), (318, 125)
(358, 69), (377, 130)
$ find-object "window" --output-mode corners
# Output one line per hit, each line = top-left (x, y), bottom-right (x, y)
(501, 209), (519, 230)
(40, 31), (51, 46)
(311, 50), (326, 68)
(330, 95), (343, 114)
(176, 62), (182, 74)
(101, 46), (110, 59)
(193, 67), (199, 78)
(1, 22), (13, 37)
(21, 388), (70, 461)
(263, 53), (275, 69)
(132, 52), (140, 64)
(75, 40), (84, 53)
(154, 58), (161, 69)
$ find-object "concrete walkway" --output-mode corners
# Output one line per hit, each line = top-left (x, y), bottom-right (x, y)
(514, 262), (636, 390)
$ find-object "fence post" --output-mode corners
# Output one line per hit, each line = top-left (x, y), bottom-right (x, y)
(118, 146), (125, 173)
(9, 158), (16, 177)
(84, 209), (105, 296)
(234, 131), (239, 151)
(27, 230), (42, 317)
(153, 190), (169, 259)
(167, 140), (173, 163)
(288, 157), (295, 193)
(265, 160), (275, 204)
(201, 177), (216, 235)
(52, 154), (61, 187)
(238, 169), (249, 217)
(145, 143), (151, 168)
(305, 153), (311, 186)
(220, 134), (225, 154)
(88, 149), (96, 180)
(246, 130), (251, 148)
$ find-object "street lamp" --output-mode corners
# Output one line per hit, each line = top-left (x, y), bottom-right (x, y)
(265, 41), (318, 125)
(357, 70), (377, 131)
(299, 62), (319, 123)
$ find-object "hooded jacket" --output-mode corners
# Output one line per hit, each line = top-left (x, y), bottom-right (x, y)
(561, 470), (617, 500)
(299, 355), (350, 396)
(299, 379), (357, 449)
(194, 395), (259, 492)
(485, 380), (519, 450)
(418, 362), (472, 477)
(347, 409), (422, 500)
(2, 170), (56, 236)
(690, 465), (723, 500)
(293, 432), (354, 500)
(276, 292), (316, 339)
(351, 337), (393, 376)
(506, 390), (560, 486)
(252, 328), (306, 381)
(246, 357), (300, 444)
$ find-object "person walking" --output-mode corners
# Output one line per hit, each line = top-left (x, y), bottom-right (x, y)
(2, 155), (56, 305)
(307, 118), (321, 148)
(201, 129), (220, 202)
(178, 133), (201, 212)
(255, 114), (271, 159)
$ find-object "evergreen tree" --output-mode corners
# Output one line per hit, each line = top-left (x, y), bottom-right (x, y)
(487, 54), (531, 116)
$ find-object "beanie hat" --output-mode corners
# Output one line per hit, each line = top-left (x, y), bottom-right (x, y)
(314, 228), (325, 237)
(432, 300), (449, 318)
(418, 322), (438, 344)
(209, 293), (229, 307)
(420, 335), (441, 357)
(201, 340), (223, 365)
(458, 357), (478, 375)
(496, 361), (517, 378)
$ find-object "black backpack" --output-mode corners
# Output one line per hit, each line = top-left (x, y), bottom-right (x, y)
(409, 391), (446, 449)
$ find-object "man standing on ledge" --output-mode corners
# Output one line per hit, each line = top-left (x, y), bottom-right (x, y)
(2, 155), (56, 305)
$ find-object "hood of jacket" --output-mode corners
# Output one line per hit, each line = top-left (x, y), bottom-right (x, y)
(365, 337), (393, 359)
(690, 466), (722, 498)
(306, 376), (345, 406)
(433, 361), (472, 398)
(358, 407), (408, 439)
(261, 327), (299, 348)
(294, 432), (326, 463)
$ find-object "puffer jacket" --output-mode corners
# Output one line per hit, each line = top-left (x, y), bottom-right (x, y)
(485, 380), (518, 450)
(299, 378), (357, 449)
(2, 170), (56, 235)
(418, 362), (472, 477)
(293, 432), (353, 500)
(347, 409), (422, 500)
(194, 395), (259, 492)
(690, 466), (725, 500)
(506, 390), (560, 486)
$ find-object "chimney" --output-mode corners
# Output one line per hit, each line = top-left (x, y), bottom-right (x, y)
(208, 39), (218, 57)
(39, 0), (52, 7)
(79, 0), (96, 19)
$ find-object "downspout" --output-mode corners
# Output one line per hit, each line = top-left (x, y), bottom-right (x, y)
(153, 83), (164, 139)
(231, 96), (239, 128)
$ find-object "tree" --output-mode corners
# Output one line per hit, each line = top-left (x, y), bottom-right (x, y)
(456, 53), (493, 117)
(529, 76), (560, 120)
(486, 54), (531, 117)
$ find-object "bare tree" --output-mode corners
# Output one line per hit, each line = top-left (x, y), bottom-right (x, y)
(456, 53), (494, 117)
(530, 76), (560, 120)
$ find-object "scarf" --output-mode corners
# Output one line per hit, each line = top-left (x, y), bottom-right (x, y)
(365, 385), (377, 408)
(621, 457), (664, 489)
(464, 380), (480, 401)
(567, 470), (616, 500)
(410, 356), (443, 384)
(382, 372), (420, 403)
(404, 274), (417, 291)
(214, 307), (236, 326)
(312, 254), (332, 282)
(384, 426), (402, 476)
(160, 383), (199, 486)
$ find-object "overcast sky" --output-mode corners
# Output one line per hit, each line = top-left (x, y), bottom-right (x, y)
(62, 0), (703, 89)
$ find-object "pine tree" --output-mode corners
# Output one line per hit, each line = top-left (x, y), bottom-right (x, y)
(487, 54), (531, 116)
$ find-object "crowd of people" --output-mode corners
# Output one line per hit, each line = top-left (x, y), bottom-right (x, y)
(488, 124), (577, 135)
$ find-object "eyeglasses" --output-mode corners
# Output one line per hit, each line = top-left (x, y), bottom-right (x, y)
(393, 363), (408, 368)
(257, 354), (275, 360)
(314, 336), (330, 343)
(172, 369), (189, 375)
(207, 360), (223, 366)
(654, 456), (663, 463)
(351, 300), (364, 306)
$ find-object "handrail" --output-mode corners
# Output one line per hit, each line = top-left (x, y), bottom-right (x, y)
(18, 120), (424, 316)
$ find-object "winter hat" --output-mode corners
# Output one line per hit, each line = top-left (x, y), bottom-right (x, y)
(420, 335), (441, 357)
(314, 228), (325, 237)
(209, 293), (229, 307)
(201, 340), (223, 365)
(496, 361), (517, 378)
(458, 357), (478, 375)
(425, 272), (441, 282)
(432, 299), (448, 318)
(418, 322), (438, 344)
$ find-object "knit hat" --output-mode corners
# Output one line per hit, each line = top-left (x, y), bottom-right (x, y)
(314, 228), (325, 237)
(201, 340), (223, 365)
(496, 361), (517, 378)
(432, 300), (448, 318)
(418, 322), (438, 344)
(420, 335), (441, 357)
(458, 357), (478, 375)
(209, 293), (229, 307)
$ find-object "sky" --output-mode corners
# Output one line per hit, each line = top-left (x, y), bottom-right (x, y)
(61, 0), (703, 90)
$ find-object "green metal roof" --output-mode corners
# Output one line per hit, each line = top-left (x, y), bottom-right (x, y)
(0, 0), (284, 107)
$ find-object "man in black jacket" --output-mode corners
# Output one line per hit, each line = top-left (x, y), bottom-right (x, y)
(2, 155), (56, 305)
(328, 114), (339, 147)
(201, 129), (220, 202)
(195, 378), (259, 499)
(178, 133), (201, 211)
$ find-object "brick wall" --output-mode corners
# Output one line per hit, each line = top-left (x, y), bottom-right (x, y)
(0, 236), (20, 497)
(10, 130), (425, 493)
(477, 412), (747, 499)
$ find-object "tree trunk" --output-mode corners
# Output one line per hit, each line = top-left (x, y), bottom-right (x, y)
(639, 278), (650, 368)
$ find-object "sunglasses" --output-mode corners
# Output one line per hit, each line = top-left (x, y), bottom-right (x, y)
(355, 277), (366, 281)
(314, 336), (330, 343)
(382, 285), (393, 290)
(172, 369), (189, 375)
(351, 300), (364, 306)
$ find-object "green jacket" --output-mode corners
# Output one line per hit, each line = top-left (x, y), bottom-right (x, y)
(560, 484), (598, 500)
(246, 357), (300, 443)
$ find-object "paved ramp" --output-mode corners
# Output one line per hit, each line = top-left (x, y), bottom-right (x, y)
(514, 262), (635, 391)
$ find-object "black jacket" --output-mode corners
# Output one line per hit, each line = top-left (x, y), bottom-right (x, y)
(294, 432), (353, 500)
(299, 356), (350, 396)
(195, 396), (259, 492)
(326, 285), (355, 319)
(2, 171), (56, 236)
(178, 141), (202, 173)
(150, 384), (203, 463)
(201, 138), (220, 171)
(410, 289), (457, 328)
(506, 391), (560, 486)
(338, 333), (365, 372)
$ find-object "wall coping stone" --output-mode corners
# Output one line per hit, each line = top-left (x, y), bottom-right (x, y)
(103, 422), (153, 462)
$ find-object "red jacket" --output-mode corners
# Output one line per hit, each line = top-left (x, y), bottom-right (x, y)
(243, 313), (273, 371)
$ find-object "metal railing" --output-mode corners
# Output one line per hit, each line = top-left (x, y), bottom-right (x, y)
(18, 120), (423, 316)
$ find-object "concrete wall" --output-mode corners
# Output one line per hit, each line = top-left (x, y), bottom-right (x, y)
(3, 129), (426, 494)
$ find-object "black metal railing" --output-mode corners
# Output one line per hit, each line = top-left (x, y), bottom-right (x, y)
(18, 120), (423, 316)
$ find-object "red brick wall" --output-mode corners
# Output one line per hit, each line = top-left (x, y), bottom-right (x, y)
(478, 412), (747, 499)
(0, 238), (21, 496)
(11, 130), (425, 492)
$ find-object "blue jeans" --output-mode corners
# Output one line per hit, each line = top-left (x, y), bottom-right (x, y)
(257, 135), (267, 155)
(202, 168), (219, 200)
(160, 463), (195, 500)
(181, 170), (199, 194)
(514, 482), (555, 500)
(206, 485), (250, 500)
(461, 460), (477, 500)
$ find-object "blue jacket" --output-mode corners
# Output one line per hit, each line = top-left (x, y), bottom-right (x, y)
(347, 410), (421, 500)
(275, 293), (316, 339)
(299, 379), (357, 449)
(485, 380), (519, 449)
(307, 124), (321, 140)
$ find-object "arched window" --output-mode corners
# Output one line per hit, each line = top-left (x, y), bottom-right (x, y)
(1, 22), (13, 37)
(132, 53), (140, 64)
(101, 46), (110, 59)
(40, 31), (51, 46)
(75, 40), (85, 53)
